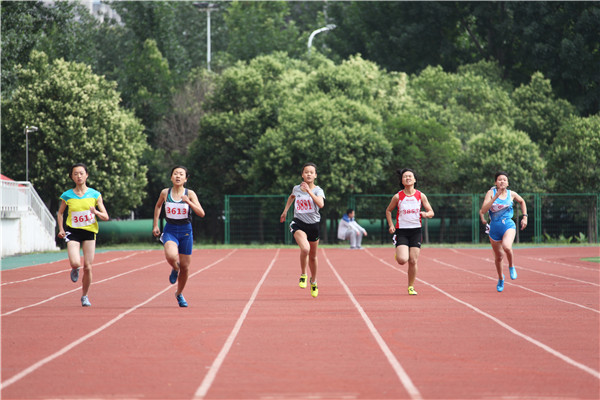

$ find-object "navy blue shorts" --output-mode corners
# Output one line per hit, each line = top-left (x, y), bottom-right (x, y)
(160, 223), (193, 255)
(290, 218), (320, 242)
(392, 228), (422, 248)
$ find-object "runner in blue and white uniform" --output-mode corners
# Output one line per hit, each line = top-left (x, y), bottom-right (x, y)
(480, 171), (528, 292)
(280, 163), (325, 298)
(153, 166), (205, 307)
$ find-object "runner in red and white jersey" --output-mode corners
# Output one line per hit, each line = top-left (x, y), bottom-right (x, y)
(385, 168), (434, 295)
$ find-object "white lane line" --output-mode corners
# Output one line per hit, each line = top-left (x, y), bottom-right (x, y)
(2, 259), (162, 317)
(523, 255), (599, 272)
(0, 249), (236, 391)
(450, 249), (599, 285)
(1, 251), (150, 286)
(194, 249), (280, 400)
(322, 249), (422, 400)
(428, 257), (599, 314)
(366, 249), (600, 380)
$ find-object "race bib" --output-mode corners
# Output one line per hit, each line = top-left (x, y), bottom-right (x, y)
(166, 202), (189, 219)
(71, 210), (95, 228)
(295, 197), (314, 214)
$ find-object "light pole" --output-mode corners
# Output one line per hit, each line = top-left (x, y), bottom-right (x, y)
(193, 2), (219, 71)
(307, 24), (336, 55)
(24, 125), (38, 182)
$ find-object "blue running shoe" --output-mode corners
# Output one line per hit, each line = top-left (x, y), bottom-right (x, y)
(497, 275), (505, 292)
(169, 269), (178, 284)
(70, 267), (79, 283)
(176, 293), (188, 307)
(509, 266), (517, 280)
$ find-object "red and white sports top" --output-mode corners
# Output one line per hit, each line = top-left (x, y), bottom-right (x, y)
(395, 190), (422, 229)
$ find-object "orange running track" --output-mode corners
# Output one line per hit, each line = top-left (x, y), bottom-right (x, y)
(1, 247), (599, 399)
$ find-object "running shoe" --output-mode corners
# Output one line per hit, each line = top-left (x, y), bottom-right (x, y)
(298, 274), (307, 289)
(497, 275), (505, 292)
(176, 293), (188, 307)
(70, 267), (79, 283)
(169, 268), (179, 284)
(408, 286), (418, 295)
(81, 295), (91, 307)
(509, 266), (517, 280)
(310, 282), (318, 298)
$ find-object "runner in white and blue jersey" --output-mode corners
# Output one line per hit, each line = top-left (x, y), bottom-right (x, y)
(480, 171), (528, 293)
(153, 166), (205, 307)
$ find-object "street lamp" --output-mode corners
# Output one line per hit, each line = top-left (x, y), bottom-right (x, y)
(193, 2), (219, 71)
(307, 24), (336, 55)
(24, 125), (38, 182)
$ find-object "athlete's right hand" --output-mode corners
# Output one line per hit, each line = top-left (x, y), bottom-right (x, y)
(152, 227), (160, 237)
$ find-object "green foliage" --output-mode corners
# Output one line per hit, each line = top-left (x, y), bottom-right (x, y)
(383, 114), (461, 194)
(547, 114), (600, 193)
(512, 72), (576, 150)
(187, 53), (393, 213)
(1, 1), (82, 97)
(409, 64), (518, 144)
(460, 125), (546, 193)
(1, 51), (148, 216)
(249, 94), (390, 210)
(224, 1), (303, 61)
(117, 39), (173, 145)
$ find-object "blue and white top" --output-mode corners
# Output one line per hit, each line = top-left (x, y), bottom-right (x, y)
(292, 184), (325, 224)
(164, 188), (192, 226)
(488, 188), (513, 223)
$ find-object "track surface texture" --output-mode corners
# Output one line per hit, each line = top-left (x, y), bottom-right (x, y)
(1, 246), (599, 399)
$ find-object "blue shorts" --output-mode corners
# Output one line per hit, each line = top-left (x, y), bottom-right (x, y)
(160, 223), (193, 255)
(489, 218), (516, 241)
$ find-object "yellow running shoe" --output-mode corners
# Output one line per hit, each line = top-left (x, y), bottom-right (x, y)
(310, 282), (318, 298)
(408, 286), (418, 295)
(298, 274), (307, 289)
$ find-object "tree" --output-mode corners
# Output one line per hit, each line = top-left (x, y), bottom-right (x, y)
(383, 114), (461, 194)
(248, 93), (391, 212)
(1, 51), (148, 216)
(459, 125), (546, 193)
(116, 39), (173, 146)
(408, 63), (518, 145)
(548, 114), (600, 193)
(512, 72), (576, 152)
(1, 1), (85, 98)
(224, 2), (303, 61)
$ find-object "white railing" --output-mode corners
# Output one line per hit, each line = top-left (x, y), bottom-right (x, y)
(1, 181), (56, 237)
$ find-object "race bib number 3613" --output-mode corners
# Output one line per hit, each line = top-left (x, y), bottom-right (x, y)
(166, 203), (189, 219)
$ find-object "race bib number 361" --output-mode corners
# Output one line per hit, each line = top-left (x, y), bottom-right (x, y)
(71, 210), (95, 228)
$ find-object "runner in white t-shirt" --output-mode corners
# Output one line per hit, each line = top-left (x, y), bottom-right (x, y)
(280, 163), (325, 298)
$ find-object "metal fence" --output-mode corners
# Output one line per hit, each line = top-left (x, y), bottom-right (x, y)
(1, 180), (57, 238)
(224, 193), (599, 245)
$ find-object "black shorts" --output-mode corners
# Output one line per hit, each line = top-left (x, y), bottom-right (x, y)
(65, 226), (96, 243)
(290, 218), (320, 242)
(392, 228), (422, 248)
